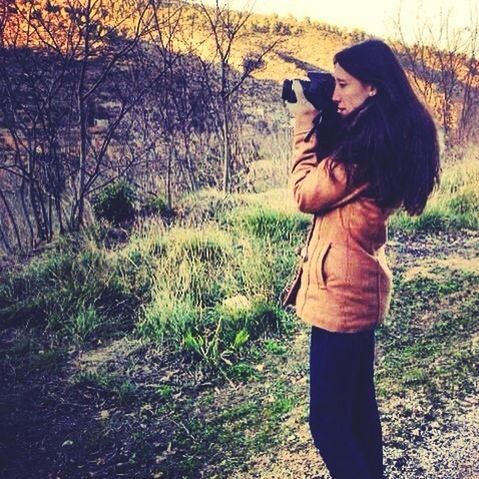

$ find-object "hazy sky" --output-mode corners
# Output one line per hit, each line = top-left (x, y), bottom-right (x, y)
(200, 0), (478, 46)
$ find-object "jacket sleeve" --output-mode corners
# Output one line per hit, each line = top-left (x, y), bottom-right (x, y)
(289, 110), (354, 214)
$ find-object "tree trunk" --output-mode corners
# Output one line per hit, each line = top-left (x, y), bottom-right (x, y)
(0, 219), (13, 254)
(77, 91), (87, 230)
(221, 97), (231, 193)
(75, 0), (91, 231)
(29, 177), (47, 242)
(0, 187), (22, 251)
(20, 179), (35, 249)
(166, 150), (172, 209)
(55, 192), (65, 234)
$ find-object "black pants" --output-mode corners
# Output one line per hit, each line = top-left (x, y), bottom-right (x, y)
(309, 326), (383, 479)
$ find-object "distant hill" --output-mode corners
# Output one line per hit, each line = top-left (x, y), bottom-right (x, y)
(171, 4), (369, 81)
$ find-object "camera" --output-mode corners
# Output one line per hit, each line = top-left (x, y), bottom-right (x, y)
(282, 71), (335, 111)
(282, 71), (341, 158)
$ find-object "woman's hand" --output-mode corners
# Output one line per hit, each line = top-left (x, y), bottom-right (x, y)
(286, 79), (318, 117)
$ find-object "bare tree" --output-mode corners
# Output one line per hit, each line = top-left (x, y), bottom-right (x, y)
(194, 0), (282, 192)
(148, 1), (199, 206)
(0, 3), (79, 247)
(0, 0), (285, 252)
(124, 2), (219, 209)
(61, 0), (153, 228)
(393, 3), (479, 145)
(0, 0), (157, 250)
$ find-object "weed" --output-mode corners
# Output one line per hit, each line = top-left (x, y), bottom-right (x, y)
(0, 238), (142, 345)
(156, 385), (174, 400)
(268, 396), (296, 417)
(65, 305), (102, 343)
(228, 362), (260, 382)
(73, 370), (139, 406)
(264, 339), (287, 355)
(138, 299), (198, 344)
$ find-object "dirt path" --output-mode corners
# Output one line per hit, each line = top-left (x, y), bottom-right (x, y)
(227, 331), (479, 479)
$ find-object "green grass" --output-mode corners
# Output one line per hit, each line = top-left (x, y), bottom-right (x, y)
(152, 374), (300, 478)
(1, 164), (478, 478)
(0, 237), (142, 344)
(390, 160), (479, 233)
(376, 266), (479, 401)
(73, 370), (139, 406)
(226, 206), (310, 243)
(135, 218), (300, 370)
(10, 254), (473, 479)
(0, 193), (304, 380)
(1, 165), (476, 366)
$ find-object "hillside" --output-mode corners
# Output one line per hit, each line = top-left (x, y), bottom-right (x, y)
(172, 8), (355, 78)
(0, 2), (353, 252)
(173, 2), (479, 146)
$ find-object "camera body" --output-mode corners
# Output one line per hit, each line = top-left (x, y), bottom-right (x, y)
(282, 71), (335, 111)
(282, 71), (341, 159)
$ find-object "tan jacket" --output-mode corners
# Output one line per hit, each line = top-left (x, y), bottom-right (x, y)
(282, 110), (396, 333)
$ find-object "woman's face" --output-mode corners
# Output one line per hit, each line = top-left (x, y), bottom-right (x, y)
(332, 63), (376, 117)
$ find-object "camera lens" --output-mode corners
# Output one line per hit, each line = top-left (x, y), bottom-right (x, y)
(282, 79), (295, 103)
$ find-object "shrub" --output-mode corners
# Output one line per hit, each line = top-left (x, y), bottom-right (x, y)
(140, 195), (173, 217)
(93, 180), (136, 225)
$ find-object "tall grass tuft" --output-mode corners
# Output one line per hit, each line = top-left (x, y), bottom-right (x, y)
(136, 227), (234, 344)
(136, 219), (298, 367)
(0, 236), (142, 343)
(177, 188), (247, 227)
(230, 207), (310, 243)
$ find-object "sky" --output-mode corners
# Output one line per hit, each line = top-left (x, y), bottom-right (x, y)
(200, 0), (478, 49)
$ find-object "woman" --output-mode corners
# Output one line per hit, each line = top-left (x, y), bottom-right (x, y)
(282, 40), (440, 479)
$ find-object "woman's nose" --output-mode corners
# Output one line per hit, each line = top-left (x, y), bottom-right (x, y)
(332, 85), (340, 103)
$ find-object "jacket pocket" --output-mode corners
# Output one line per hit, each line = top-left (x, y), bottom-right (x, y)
(316, 242), (332, 288)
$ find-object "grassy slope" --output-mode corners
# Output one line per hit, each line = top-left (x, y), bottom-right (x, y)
(0, 156), (478, 477)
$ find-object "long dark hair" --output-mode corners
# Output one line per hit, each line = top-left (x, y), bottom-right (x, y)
(330, 39), (440, 215)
